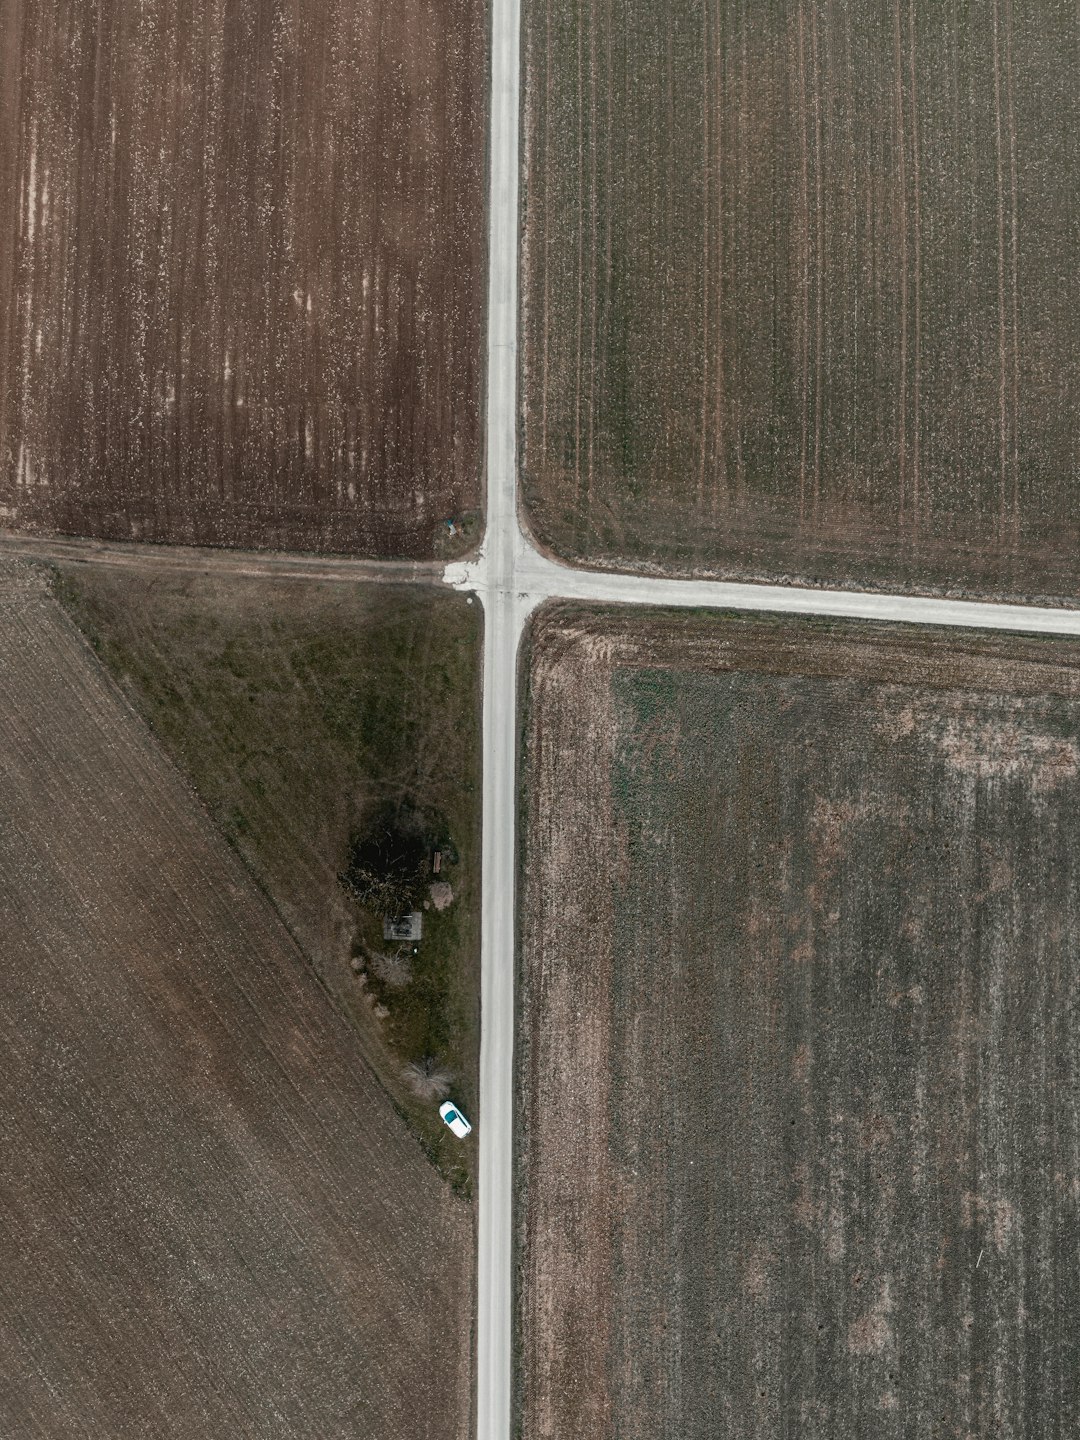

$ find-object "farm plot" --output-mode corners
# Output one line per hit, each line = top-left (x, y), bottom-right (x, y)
(0, 559), (473, 1439)
(519, 603), (1080, 1439)
(521, 1), (1080, 601)
(0, 0), (484, 555)
(54, 563), (483, 1187)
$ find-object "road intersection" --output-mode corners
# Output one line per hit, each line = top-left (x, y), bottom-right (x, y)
(5, 3), (1080, 1430)
(456, 0), (1080, 1435)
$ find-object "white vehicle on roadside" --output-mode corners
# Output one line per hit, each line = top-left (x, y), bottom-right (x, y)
(439, 1101), (472, 1138)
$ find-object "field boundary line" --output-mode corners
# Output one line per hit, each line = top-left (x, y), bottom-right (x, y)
(0, 531), (446, 585)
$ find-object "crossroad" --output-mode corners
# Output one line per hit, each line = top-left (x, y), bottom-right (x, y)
(456, 0), (1080, 1436)
(5, 2), (1080, 1431)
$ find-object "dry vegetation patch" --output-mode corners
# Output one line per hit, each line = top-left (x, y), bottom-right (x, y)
(519, 603), (1080, 1438)
(0, 559), (473, 1437)
(0, 0), (484, 554)
(521, 1), (1080, 599)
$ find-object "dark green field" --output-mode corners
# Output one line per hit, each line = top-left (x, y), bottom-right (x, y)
(56, 564), (482, 1186)
(519, 604), (1080, 1438)
(521, 1), (1080, 600)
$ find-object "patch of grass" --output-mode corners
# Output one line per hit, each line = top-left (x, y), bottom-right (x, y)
(54, 565), (482, 1190)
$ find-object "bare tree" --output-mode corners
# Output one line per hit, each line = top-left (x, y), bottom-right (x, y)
(402, 1056), (453, 1102)
(369, 949), (414, 989)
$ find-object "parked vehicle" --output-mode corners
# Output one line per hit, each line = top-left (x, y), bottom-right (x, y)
(439, 1101), (472, 1138)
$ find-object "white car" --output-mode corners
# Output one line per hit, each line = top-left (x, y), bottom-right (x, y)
(439, 1100), (472, 1138)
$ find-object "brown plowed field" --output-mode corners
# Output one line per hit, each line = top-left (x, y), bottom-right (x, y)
(0, 559), (473, 1438)
(521, 2), (1080, 601)
(519, 603), (1080, 1438)
(0, 0), (484, 555)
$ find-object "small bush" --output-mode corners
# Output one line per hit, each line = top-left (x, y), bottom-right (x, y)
(402, 1056), (453, 1102)
(368, 949), (414, 989)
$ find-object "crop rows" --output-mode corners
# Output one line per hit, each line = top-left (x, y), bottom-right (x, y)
(519, 604), (1080, 1437)
(0, 0), (485, 554)
(521, 0), (1080, 599)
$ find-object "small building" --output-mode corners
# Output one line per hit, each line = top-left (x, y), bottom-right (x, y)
(383, 912), (423, 943)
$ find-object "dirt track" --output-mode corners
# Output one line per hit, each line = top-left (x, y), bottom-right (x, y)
(0, 559), (473, 1438)
(0, 529), (445, 582)
(0, 0), (485, 555)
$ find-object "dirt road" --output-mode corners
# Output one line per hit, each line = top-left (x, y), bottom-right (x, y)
(0, 530), (443, 584)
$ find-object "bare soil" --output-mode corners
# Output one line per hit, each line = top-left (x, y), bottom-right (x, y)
(0, 559), (473, 1438)
(519, 603), (1080, 1438)
(0, 0), (485, 555)
(520, 1), (1080, 602)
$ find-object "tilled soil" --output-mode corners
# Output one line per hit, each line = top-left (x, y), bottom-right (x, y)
(0, 0), (484, 555)
(519, 603), (1080, 1439)
(520, 0), (1080, 601)
(0, 559), (473, 1439)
